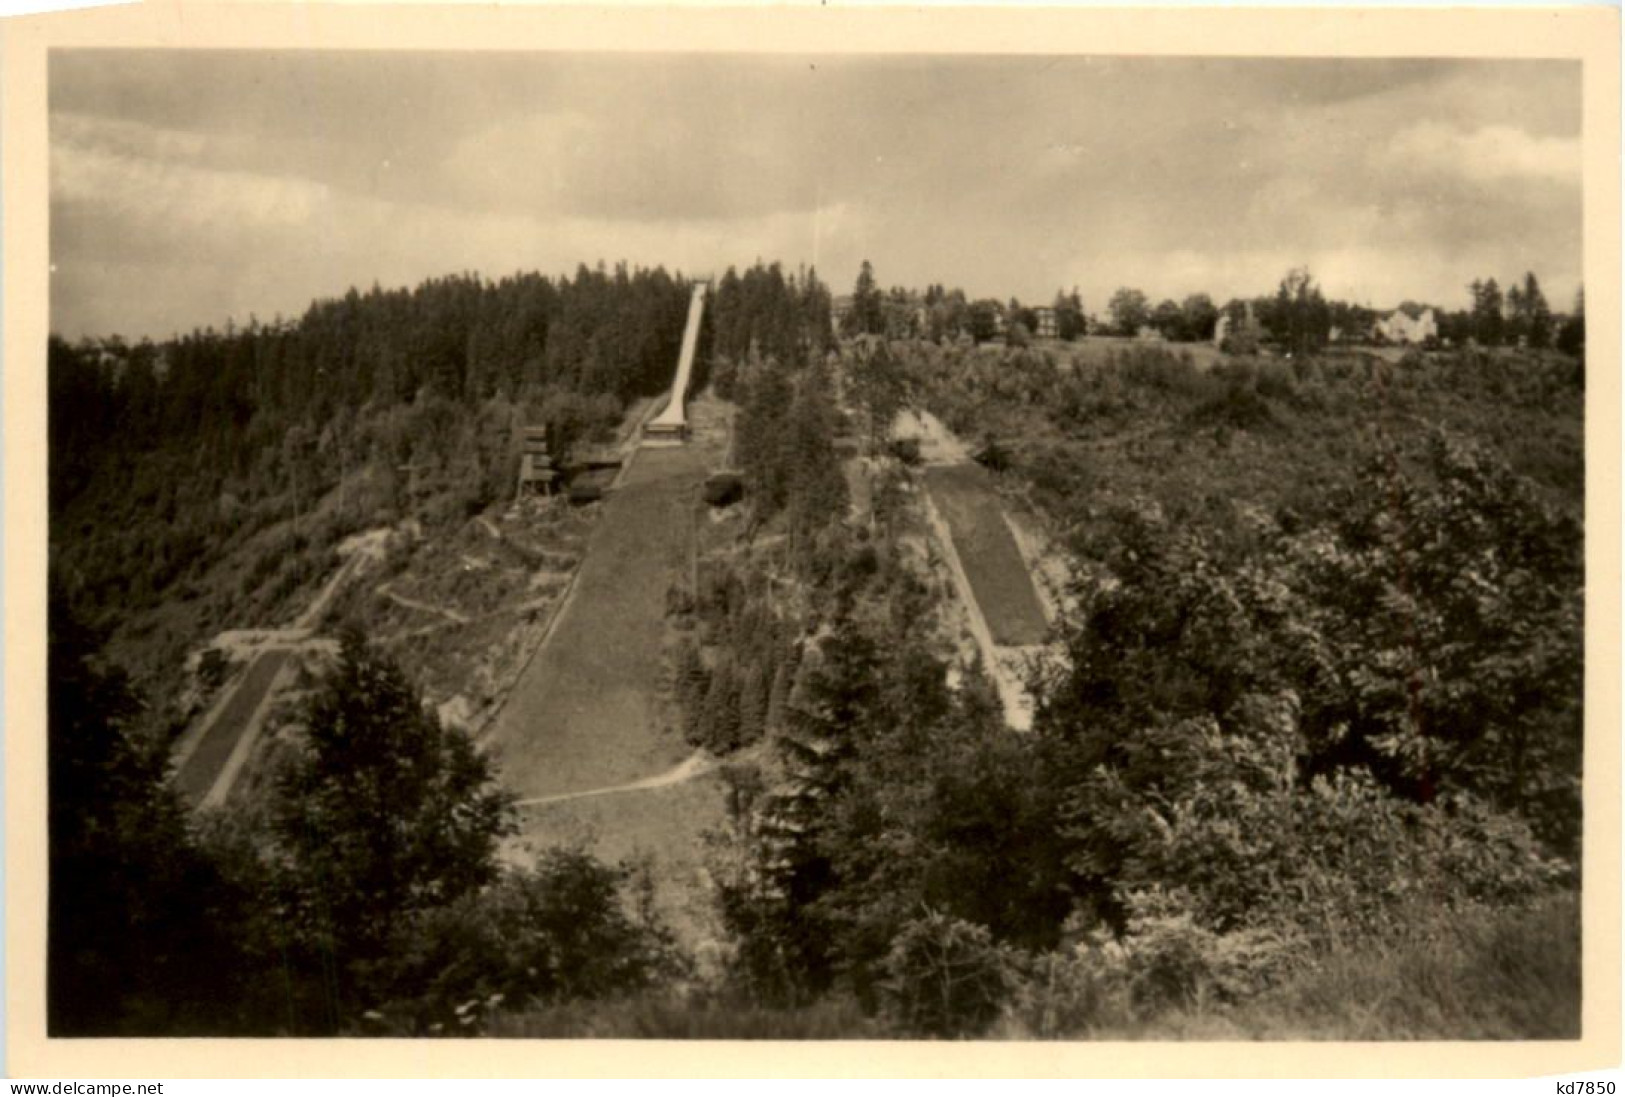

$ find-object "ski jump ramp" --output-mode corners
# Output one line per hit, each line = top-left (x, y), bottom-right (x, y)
(643, 282), (707, 446)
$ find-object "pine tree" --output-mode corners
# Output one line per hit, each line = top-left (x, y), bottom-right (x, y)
(738, 659), (770, 747)
(1525, 272), (1553, 349)
(702, 655), (742, 753)
(845, 260), (885, 337)
(1472, 277), (1505, 346)
(673, 638), (710, 739)
(1557, 286), (1585, 357)
(766, 650), (794, 734)
(272, 630), (515, 1011)
(785, 362), (849, 547)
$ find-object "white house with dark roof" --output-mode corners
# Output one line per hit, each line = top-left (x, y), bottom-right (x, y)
(1377, 305), (1438, 344)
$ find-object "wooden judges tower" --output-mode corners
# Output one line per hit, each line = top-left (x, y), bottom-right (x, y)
(515, 424), (560, 500)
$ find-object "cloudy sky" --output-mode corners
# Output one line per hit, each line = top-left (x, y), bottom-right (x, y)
(50, 51), (1581, 340)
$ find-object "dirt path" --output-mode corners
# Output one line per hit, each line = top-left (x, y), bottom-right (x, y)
(293, 552), (360, 629)
(376, 583), (472, 624)
(293, 527), (392, 629)
(514, 750), (715, 807)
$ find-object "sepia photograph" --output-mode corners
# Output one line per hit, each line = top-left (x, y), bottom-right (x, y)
(7, 2), (1619, 1078)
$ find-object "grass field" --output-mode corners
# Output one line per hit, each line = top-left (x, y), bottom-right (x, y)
(1068, 334), (1224, 371)
(922, 464), (1049, 647)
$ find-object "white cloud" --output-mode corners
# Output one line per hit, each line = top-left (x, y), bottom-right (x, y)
(52, 113), (333, 241)
(1382, 122), (1581, 184)
(50, 105), (863, 336)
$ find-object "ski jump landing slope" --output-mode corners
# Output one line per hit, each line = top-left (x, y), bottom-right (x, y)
(486, 442), (710, 798)
(643, 282), (707, 443)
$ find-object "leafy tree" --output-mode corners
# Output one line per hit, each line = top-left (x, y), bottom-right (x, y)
(967, 299), (1003, 344)
(1034, 428), (1582, 895)
(1180, 294), (1220, 343)
(367, 849), (684, 1034)
(881, 911), (1017, 1038)
(1271, 267), (1330, 356)
(1054, 288), (1087, 341)
(1108, 288), (1151, 336)
(1329, 300), (1378, 344)
(1151, 299), (1185, 341)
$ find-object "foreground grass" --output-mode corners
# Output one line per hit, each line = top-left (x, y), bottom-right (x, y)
(1070, 894), (1581, 1041)
(483, 894), (1579, 1040)
(487, 993), (878, 1039)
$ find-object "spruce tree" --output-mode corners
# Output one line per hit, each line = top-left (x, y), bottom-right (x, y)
(701, 655), (742, 753)
(766, 651), (794, 735)
(673, 638), (710, 740)
(738, 659), (770, 747)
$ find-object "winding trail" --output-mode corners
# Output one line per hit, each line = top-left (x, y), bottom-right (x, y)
(376, 583), (472, 624)
(514, 750), (715, 807)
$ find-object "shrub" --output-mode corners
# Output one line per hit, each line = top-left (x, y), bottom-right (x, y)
(881, 911), (1017, 1038)
(364, 849), (686, 1036)
(888, 437), (922, 466)
(1005, 948), (1121, 1038)
(1187, 383), (1276, 431)
(196, 647), (236, 693)
(1254, 359), (1297, 400)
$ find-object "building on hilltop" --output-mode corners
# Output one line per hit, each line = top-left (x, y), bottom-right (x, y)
(1032, 306), (1058, 339)
(1376, 305), (1438, 344)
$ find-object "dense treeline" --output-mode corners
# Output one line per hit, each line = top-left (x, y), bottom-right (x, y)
(708, 262), (835, 366)
(51, 264), (695, 513)
(1106, 268), (1585, 356)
